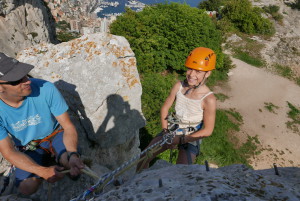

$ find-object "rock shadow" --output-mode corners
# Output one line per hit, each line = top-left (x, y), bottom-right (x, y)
(97, 94), (145, 149)
(54, 80), (97, 146)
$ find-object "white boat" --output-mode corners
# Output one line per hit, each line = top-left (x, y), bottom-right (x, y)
(93, 7), (104, 13)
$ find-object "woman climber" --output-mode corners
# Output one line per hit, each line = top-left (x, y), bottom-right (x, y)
(138, 47), (217, 169)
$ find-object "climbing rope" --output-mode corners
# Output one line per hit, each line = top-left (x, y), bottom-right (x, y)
(70, 129), (177, 201)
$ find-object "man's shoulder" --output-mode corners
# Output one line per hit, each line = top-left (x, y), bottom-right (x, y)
(30, 78), (55, 89)
(29, 78), (57, 98)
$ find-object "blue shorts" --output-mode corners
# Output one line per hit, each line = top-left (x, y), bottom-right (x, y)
(15, 131), (66, 187)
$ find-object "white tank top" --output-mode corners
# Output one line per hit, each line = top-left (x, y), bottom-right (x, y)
(175, 82), (213, 128)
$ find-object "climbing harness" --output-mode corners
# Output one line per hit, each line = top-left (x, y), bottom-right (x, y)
(18, 126), (64, 155)
(0, 127), (64, 196)
(167, 113), (203, 164)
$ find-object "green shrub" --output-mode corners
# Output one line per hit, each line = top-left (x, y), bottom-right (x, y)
(216, 18), (237, 33)
(198, 0), (224, 11)
(110, 3), (225, 74)
(263, 5), (280, 13)
(263, 5), (283, 22)
(56, 20), (70, 31)
(56, 32), (80, 42)
(221, 0), (275, 35)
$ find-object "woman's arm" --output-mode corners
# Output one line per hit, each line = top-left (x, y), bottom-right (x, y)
(160, 81), (181, 129)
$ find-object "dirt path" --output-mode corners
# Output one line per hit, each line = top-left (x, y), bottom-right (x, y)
(214, 58), (300, 170)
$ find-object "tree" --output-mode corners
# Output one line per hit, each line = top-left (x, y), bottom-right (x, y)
(198, 0), (224, 11)
(221, 0), (275, 35)
(110, 3), (224, 74)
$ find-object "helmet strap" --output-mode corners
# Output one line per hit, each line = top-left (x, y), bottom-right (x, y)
(184, 72), (207, 95)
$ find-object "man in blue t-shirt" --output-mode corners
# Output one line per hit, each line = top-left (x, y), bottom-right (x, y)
(0, 53), (84, 195)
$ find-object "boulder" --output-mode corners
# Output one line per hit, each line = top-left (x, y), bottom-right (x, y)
(2, 33), (145, 200)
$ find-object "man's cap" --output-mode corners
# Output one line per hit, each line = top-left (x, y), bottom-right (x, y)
(0, 53), (34, 82)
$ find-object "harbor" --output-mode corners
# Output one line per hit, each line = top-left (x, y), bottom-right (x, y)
(96, 0), (197, 18)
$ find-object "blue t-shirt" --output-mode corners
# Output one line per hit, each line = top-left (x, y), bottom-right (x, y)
(0, 78), (68, 146)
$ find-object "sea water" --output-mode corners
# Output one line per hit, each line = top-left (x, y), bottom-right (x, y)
(97, 0), (202, 18)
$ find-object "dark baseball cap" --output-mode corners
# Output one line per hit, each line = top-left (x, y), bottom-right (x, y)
(0, 53), (34, 82)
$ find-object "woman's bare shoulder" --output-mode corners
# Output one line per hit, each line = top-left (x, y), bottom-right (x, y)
(203, 92), (216, 105)
(172, 81), (182, 90)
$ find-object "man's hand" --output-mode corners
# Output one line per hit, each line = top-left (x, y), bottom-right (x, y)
(68, 155), (84, 177)
(40, 166), (65, 183)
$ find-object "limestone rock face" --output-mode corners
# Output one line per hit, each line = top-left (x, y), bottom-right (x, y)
(0, 0), (57, 57)
(1, 162), (299, 200)
(1, 33), (145, 200)
(98, 163), (300, 201)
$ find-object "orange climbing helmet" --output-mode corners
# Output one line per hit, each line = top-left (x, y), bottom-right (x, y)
(185, 47), (216, 71)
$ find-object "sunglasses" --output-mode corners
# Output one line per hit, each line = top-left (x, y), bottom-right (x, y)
(0, 77), (26, 86)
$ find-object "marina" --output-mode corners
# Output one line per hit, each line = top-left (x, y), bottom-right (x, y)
(96, 0), (198, 18)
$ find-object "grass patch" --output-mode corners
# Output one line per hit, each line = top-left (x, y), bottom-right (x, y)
(286, 101), (300, 133)
(264, 102), (279, 114)
(215, 93), (229, 102)
(239, 135), (261, 157)
(225, 108), (243, 123)
(274, 64), (293, 79)
(156, 109), (255, 168)
(296, 77), (300, 86)
(273, 64), (300, 86)
(226, 32), (266, 68)
(234, 50), (264, 67)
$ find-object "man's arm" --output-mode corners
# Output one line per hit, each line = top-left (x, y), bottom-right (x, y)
(56, 112), (78, 152)
(0, 136), (64, 182)
(55, 111), (84, 176)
